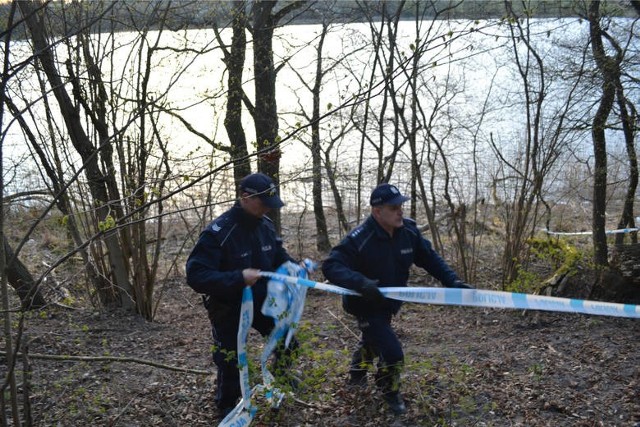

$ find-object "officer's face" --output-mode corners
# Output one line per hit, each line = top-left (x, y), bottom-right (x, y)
(372, 204), (404, 235)
(240, 193), (272, 218)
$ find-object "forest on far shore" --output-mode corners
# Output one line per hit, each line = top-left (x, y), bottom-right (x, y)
(0, 0), (637, 39)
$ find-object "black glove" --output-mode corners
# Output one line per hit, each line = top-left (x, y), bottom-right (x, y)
(360, 278), (385, 305)
(449, 280), (474, 289)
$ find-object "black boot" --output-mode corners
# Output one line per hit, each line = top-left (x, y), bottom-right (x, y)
(383, 391), (406, 415)
(375, 363), (406, 415)
(218, 405), (235, 420)
(272, 337), (300, 391)
(348, 345), (375, 387)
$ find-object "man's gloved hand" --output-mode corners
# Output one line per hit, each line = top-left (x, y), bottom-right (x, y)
(301, 258), (317, 273)
(450, 280), (475, 289)
(360, 278), (385, 305)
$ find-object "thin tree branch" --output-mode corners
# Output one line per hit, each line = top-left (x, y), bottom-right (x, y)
(2, 351), (211, 375)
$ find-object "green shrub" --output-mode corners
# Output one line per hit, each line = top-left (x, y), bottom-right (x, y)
(507, 237), (586, 293)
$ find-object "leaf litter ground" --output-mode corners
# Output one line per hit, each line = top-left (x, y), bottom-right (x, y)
(14, 274), (640, 426)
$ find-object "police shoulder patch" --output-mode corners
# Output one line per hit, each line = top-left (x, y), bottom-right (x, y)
(349, 225), (365, 238)
(208, 215), (230, 233)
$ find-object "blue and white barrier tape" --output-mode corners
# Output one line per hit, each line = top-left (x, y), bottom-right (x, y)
(261, 272), (358, 296)
(379, 287), (639, 318)
(220, 262), (314, 427)
(543, 227), (639, 236)
(219, 286), (258, 427)
(221, 270), (638, 426)
(261, 272), (640, 319)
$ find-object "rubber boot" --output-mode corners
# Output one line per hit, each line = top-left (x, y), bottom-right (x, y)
(348, 345), (375, 387)
(375, 363), (406, 415)
(272, 337), (300, 391)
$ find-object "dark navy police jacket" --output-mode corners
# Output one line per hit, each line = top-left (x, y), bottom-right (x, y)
(186, 203), (294, 321)
(322, 215), (460, 317)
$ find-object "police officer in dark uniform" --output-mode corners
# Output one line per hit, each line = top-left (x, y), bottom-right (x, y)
(186, 173), (297, 418)
(322, 183), (472, 415)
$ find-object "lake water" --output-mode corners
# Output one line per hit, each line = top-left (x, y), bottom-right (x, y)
(3, 17), (637, 222)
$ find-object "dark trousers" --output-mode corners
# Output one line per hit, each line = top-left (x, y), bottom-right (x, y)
(351, 312), (404, 394)
(210, 303), (296, 410)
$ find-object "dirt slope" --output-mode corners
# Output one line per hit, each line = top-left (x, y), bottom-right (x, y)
(12, 275), (639, 427)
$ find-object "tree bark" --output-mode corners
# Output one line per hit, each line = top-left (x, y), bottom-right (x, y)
(252, 1), (282, 230)
(5, 96), (104, 302)
(588, 0), (616, 267)
(18, 0), (134, 308)
(4, 237), (47, 310)
(1, 3), (23, 424)
(310, 23), (331, 252)
(613, 78), (638, 245)
(223, 1), (251, 184)
(323, 152), (350, 235)
(250, 1), (304, 232)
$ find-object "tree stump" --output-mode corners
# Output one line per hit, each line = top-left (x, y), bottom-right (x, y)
(610, 243), (640, 286)
(600, 243), (640, 304)
(589, 269), (639, 304)
(542, 252), (640, 305)
(553, 266), (594, 300)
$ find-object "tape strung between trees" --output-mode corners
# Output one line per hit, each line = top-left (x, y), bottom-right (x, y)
(542, 224), (640, 236)
(544, 228), (640, 236)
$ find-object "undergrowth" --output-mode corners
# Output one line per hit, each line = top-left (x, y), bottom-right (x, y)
(507, 236), (589, 294)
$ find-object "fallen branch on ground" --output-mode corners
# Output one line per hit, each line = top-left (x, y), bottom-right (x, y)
(0, 351), (211, 375)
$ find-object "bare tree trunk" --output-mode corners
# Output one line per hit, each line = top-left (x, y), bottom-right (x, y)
(372, 4), (390, 184)
(221, 1), (251, 183)
(324, 161), (350, 234)
(613, 72), (638, 245)
(616, 92), (638, 245)
(18, 0), (134, 308)
(250, 1), (305, 232)
(355, 4), (384, 221)
(4, 237), (46, 310)
(589, 0), (616, 267)
(5, 95), (103, 302)
(495, 2), (569, 285)
(0, 2), (22, 424)
(310, 23), (331, 252)
(252, 1), (282, 230)
(381, 1), (406, 184)
(323, 135), (351, 234)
